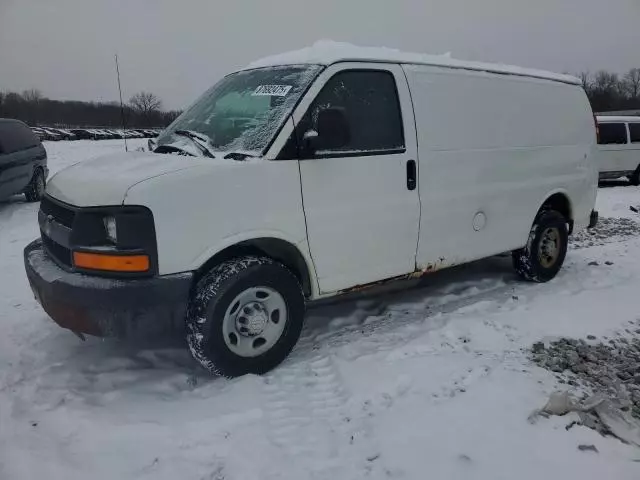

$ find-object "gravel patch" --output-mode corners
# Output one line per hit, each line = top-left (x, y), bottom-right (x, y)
(570, 216), (640, 249)
(531, 322), (640, 420)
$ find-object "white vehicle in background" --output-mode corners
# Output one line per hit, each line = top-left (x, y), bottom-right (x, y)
(24, 42), (599, 377)
(596, 115), (640, 184)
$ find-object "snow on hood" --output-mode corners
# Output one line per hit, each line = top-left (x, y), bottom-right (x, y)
(246, 40), (580, 85)
(46, 151), (209, 207)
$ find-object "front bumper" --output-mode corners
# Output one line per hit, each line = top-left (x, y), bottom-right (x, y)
(24, 239), (193, 338)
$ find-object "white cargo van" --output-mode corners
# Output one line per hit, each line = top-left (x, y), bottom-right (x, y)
(24, 42), (598, 377)
(595, 115), (640, 184)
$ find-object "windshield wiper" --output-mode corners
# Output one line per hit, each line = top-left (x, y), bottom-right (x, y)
(173, 130), (216, 158)
(223, 152), (257, 161)
(154, 144), (196, 157)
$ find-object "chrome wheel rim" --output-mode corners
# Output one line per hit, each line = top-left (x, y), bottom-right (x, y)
(222, 286), (287, 358)
(538, 227), (560, 268)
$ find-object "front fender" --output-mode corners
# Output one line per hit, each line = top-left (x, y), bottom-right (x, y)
(189, 231), (320, 298)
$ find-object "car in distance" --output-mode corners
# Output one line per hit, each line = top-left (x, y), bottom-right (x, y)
(596, 116), (640, 184)
(24, 43), (598, 377)
(0, 118), (48, 202)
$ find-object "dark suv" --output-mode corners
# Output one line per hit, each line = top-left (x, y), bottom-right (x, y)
(0, 119), (48, 202)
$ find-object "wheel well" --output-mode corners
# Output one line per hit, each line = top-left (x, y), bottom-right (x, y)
(194, 238), (312, 298)
(540, 193), (573, 232)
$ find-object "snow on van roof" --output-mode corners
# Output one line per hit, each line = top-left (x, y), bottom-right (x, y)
(596, 115), (640, 123)
(246, 40), (581, 85)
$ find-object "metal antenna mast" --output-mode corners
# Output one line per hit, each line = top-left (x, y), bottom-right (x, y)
(115, 54), (128, 152)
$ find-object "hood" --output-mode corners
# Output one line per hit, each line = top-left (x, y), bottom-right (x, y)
(46, 152), (209, 206)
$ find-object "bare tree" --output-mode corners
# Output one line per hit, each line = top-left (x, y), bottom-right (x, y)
(622, 68), (640, 100)
(578, 71), (592, 92)
(129, 91), (162, 116)
(21, 89), (43, 103)
(592, 71), (619, 94)
(20, 89), (43, 125)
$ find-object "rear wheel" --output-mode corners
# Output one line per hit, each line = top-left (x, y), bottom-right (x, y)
(512, 210), (568, 282)
(186, 256), (305, 377)
(24, 168), (45, 202)
(628, 167), (640, 186)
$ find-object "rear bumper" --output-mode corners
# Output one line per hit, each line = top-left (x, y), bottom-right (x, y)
(24, 239), (192, 338)
(588, 210), (599, 229)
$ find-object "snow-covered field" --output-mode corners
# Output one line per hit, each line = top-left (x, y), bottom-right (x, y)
(1, 140), (640, 479)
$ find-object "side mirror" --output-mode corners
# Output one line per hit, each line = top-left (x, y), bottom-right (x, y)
(316, 107), (350, 151)
(302, 129), (319, 155)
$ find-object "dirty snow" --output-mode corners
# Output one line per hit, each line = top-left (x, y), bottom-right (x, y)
(1, 142), (640, 479)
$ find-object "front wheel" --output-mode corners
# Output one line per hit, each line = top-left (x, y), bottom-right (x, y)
(186, 256), (305, 377)
(628, 167), (640, 186)
(512, 210), (568, 282)
(24, 168), (45, 202)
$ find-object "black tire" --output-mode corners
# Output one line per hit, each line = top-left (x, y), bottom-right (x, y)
(24, 168), (45, 202)
(186, 256), (305, 377)
(512, 210), (568, 283)
(628, 167), (640, 186)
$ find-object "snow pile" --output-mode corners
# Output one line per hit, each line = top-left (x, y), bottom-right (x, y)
(247, 40), (580, 85)
(530, 390), (640, 447)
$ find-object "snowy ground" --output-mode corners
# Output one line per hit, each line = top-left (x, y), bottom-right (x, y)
(1, 140), (640, 479)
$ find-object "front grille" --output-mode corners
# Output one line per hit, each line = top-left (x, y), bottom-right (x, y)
(40, 196), (76, 228)
(42, 232), (72, 268)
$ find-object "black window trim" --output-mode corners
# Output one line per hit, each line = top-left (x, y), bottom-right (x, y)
(598, 122), (629, 145)
(289, 67), (407, 160)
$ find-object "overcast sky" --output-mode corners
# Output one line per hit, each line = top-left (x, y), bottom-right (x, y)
(0, 0), (638, 110)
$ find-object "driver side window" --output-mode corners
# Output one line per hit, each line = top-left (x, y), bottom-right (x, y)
(299, 69), (405, 157)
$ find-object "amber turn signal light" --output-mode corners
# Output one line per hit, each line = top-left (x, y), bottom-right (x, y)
(73, 252), (150, 272)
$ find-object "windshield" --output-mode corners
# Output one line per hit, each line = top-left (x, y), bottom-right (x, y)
(156, 65), (322, 156)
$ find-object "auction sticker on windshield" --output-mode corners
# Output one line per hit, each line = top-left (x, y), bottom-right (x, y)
(252, 85), (292, 97)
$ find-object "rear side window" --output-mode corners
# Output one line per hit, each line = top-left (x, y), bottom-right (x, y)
(301, 70), (405, 155)
(629, 123), (640, 143)
(598, 123), (628, 145)
(0, 121), (39, 153)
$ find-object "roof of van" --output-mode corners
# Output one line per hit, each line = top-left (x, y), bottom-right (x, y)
(596, 115), (640, 123)
(245, 40), (581, 86)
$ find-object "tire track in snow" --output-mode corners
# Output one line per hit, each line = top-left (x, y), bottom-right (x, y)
(262, 336), (355, 477)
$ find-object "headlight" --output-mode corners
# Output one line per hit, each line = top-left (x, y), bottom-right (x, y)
(103, 216), (117, 243)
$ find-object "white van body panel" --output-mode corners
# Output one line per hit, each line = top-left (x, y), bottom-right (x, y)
(46, 152), (207, 207)
(291, 62), (420, 294)
(596, 116), (640, 178)
(123, 159), (314, 283)
(403, 64), (597, 270)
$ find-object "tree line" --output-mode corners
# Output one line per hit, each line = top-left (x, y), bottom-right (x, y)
(1, 67), (639, 129)
(0, 89), (182, 129)
(579, 68), (640, 112)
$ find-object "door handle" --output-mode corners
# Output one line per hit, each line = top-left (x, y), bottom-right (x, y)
(406, 159), (417, 191)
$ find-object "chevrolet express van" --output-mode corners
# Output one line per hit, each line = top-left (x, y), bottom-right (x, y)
(596, 115), (640, 184)
(24, 43), (598, 377)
